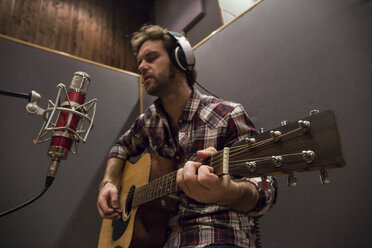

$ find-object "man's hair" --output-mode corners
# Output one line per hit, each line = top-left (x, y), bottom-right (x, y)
(131, 24), (196, 88)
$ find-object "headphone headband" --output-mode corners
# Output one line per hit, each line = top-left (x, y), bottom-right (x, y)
(167, 31), (195, 72)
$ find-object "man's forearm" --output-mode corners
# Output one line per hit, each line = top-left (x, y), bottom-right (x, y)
(102, 158), (125, 184)
(97, 157), (124, 220)
(221, 180), (259, 213)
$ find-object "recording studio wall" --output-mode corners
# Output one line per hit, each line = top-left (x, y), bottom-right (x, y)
(0, 36), (140, 247)
(193, 0), (372, 247)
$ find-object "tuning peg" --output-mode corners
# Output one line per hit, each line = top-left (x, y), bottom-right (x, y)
(245, 137), (256, 145)
(319, 169), (330, 184)
(245, 161), (257, 173)
(287, 173), (297, 187)
(270, 130), (282, 140)
(309, 109), (320, 116)
(281, 120), (289, 126)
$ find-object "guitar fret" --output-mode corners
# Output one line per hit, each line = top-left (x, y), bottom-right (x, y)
(146, 183), (152, 202)
(132, 171), (179, 207)
(166, 173), (174, 194)
(151, 178), (157, 201)
(157, 177), (162, 198)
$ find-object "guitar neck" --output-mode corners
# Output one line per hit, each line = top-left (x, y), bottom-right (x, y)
(131, 110), (345, 207)
(132, 171), (179, 207)
(131, 156), (219, 207)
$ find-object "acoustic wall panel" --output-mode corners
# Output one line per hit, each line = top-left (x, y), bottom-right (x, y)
(0, 36), (140, 247)
(193, 0), (372, 247)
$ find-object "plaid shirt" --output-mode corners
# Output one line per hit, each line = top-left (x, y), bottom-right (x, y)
(109, 89), (277, 248)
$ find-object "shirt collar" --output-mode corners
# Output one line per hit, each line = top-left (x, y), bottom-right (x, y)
(179, 89), (202, 122)
(153, 89), (202, 122)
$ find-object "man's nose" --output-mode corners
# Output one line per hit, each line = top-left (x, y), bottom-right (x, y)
(138, 61), (149, 74)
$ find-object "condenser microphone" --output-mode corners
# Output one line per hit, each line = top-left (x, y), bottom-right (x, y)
(0, 72), (97, 217)
(45, 72), (91, 186)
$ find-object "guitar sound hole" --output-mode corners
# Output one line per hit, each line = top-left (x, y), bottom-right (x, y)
(124, 185), (135, 218)
(111, 185), (136, 242)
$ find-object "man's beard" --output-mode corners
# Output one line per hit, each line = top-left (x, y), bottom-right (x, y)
(146, 64), (177, 96)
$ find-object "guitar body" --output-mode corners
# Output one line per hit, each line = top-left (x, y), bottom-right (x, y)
(98, 154), (179, 248)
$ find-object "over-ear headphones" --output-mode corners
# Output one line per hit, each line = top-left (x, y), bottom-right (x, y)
(167, 31), (195, 72)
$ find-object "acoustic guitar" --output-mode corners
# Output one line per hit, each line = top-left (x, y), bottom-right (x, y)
(98, 110), (345, 248)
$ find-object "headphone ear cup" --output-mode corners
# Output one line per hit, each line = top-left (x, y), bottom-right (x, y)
(167, 31), (195, 72)
(174, 46), (188, 72)
(169, 48), (181, 72)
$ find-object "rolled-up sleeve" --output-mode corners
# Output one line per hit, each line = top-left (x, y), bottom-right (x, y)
(246, 176), (277, 216)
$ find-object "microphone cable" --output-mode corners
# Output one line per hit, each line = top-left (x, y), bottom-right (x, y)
(188, 72), (220, 99)
(0, 89), (53, 217)
(0, 177), (54, 217)
(194, 80), (220, 98)
(254, 217), (262, 248)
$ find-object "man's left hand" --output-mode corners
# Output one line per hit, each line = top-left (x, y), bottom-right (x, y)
(176, 147), (238, 204)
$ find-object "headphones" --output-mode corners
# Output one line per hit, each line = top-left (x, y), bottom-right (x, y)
(167, 31), (195, 72)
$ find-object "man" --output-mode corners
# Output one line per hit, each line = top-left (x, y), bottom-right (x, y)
(97, 25), (277, 247)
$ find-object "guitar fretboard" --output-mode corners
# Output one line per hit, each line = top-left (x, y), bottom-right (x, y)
(132, 171), (178, 207)
(130, 156), (222, 207)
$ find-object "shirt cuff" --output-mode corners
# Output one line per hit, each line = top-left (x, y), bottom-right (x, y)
(247, 176), (277, 217)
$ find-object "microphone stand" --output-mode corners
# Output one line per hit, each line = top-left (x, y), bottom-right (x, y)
(0, 89), (50, 217)
(0, 89), (32, 101)
(0, 89), (44, 115)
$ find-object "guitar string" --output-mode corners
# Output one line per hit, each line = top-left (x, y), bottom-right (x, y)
(208, 126), (306, 170)
(211, 126), (305, 164)
(131, 171), (179, 206)
(131, 143), (273, 206)
(223, 152), (308, 174)
(131, 151), (305, 206)
(133, 131), (301, 204)
(130, 126), (307, 205)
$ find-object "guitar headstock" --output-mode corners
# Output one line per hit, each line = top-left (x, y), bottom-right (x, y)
(212, 110), (345, 186)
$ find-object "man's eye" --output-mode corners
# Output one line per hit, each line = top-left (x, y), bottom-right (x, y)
(138, 53), (158, 66)
(147, 56), (156, 62)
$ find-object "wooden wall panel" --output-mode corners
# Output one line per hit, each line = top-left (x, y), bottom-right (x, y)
(0, 0), (154, 72)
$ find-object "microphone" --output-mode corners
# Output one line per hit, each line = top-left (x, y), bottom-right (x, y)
(0, 72), (97, 217)
(46, 72), (90, 185)
(32, 72), (97, 187)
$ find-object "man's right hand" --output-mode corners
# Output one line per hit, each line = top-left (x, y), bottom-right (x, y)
(97, 182), (121, 220)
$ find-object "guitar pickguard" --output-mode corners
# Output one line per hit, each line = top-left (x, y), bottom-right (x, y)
(112, 218), (129, 242)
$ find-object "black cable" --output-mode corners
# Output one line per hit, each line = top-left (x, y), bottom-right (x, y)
(194, 80), (221, 99)
(187, 70), (220, 99)
(254, 217), (262, 248)
(0, 89), (31, 101)
(0, 176), (54, 218)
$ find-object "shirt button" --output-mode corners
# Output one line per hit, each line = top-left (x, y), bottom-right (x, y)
(178, 119), (183, 124)
(175, 155), (180, 160)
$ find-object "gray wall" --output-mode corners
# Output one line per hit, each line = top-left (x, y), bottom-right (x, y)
(154, 0), (205, 33)
(0, 37), (140, 247)
(153, 0), (223, 46)
(193, 0), (372, 247)
(185, 0), (223, 46)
